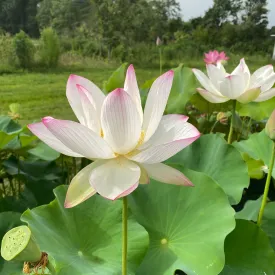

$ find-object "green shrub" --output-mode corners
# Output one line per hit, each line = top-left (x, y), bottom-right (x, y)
(0, 33), (17, 72)
(40, 28), (60, 68)
(13, 31), (34, 69)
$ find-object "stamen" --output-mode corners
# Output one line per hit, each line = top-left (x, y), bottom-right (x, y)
(137, 130), (145, 147)
(100, 129), (104, 138)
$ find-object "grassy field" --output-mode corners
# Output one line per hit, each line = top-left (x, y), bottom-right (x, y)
(0, 67), (159, 124)
(0, 56), (274, 125)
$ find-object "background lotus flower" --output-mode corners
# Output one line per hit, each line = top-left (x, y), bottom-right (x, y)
(28, 65), (200, 207)
(204, 50), (229, 65)
(156, 36), (162, 46)
(193, 58), (275, 104)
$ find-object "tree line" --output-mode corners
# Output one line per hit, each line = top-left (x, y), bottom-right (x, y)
(0, 0), (274, 62)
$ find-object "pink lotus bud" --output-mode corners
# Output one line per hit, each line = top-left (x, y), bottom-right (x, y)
(156, 37), (162, 46)
(266, 109), (275, 140)
(204, 50), (229, 65)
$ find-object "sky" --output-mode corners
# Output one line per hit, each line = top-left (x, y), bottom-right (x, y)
(179, 0), (275, 28)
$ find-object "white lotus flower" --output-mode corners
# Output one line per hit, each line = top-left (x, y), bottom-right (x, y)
(193, 59), (275, 104)
(28, 65), (200, 207)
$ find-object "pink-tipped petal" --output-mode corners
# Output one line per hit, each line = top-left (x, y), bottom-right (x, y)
(142, 163), (193, 186)
(64, 161), (102, 208)
(124, 64), (143, 121)
(101, 88), (142, 154)
(66, 74), (105, 127)
(90, 158), (140, 200)
(232, 58), (250, 76)
(197, 88), (229, 103)
(139, 114), (194, 150)
(193, 69), (221, 96)
(42, 117), (114, 159)
(219, 75), (246, 99)
(77, 85), (101, 135)
(254, 88), (275, 102)
(142, 70), (174, 142)
(251, 65), (274, 80)
(28, 122), (82, 157)
(128, 122), (201, 164)
(260, 74), (275, 92)
(206, 64), (227, 90)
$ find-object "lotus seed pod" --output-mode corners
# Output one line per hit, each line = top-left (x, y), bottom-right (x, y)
(1, 225), (42, 262)
(266, 109), (275, 141)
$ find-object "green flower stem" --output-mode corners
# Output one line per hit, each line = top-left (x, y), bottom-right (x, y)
(159, 47), (162, 75)
(257, 141), (275, 226)
(122, 196), (128, 275)
(227, 100), (236, 144)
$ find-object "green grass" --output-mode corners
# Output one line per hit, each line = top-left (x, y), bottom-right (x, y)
(0, 68), (159, 125)
(0, 56), (274, 125)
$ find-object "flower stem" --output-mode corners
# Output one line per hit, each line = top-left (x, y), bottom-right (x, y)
(159, 47), (162, 75)
(122, 196), (128, 275)
(227, 100), (236, 144)
(257, 141), (275, 226)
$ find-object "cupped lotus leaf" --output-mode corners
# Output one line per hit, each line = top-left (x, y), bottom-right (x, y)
(166, 65), (196, 114)
(235, 196), (262, 222)
(237, 97), (275, 121)
(220, 219), (275, 274)
(128, 168), (235, 275)
(21, 185), (149, 275)
(103, 63), (127, 93)
(0, 212), (23, 275)
(168, 134), (249, 204)
(233, 130), (275, 178)
(262, 202), (275, 251)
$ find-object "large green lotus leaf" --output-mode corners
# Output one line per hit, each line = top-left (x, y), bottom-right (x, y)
(3, 156), (64, 206)
(237, 97), (275, 121)
(139, 78), (155, 108)
(0, 116), (22, 134)
(233, 130), (275, 178)
(242, 153), (265, 179)
(21, 185), (149, 275)
(168, 134), (249, 204)
(128, 168), (235, 275)
(28, 142), (60, 161)
(166, 65), (196, 114)
(190, 93), (231, 114)
(220, 219), (275, 274)
(0, 131), (19, 149)
(262, 202), (275, 250)
(0, 212), (23, 275)
(0, 187), (37, 213)
(103, 63), (127, 93)
(235, 196), (262, 222)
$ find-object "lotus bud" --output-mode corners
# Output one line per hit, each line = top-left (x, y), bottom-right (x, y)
(217, 112), (225, 121)
(156, 37), (162, 46)
(217, 112), (228, 125)
(265, 110), (275, 141)
(1, 225), (42, 262)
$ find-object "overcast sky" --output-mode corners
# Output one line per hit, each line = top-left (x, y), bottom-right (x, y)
(179, 0), (275, 28)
